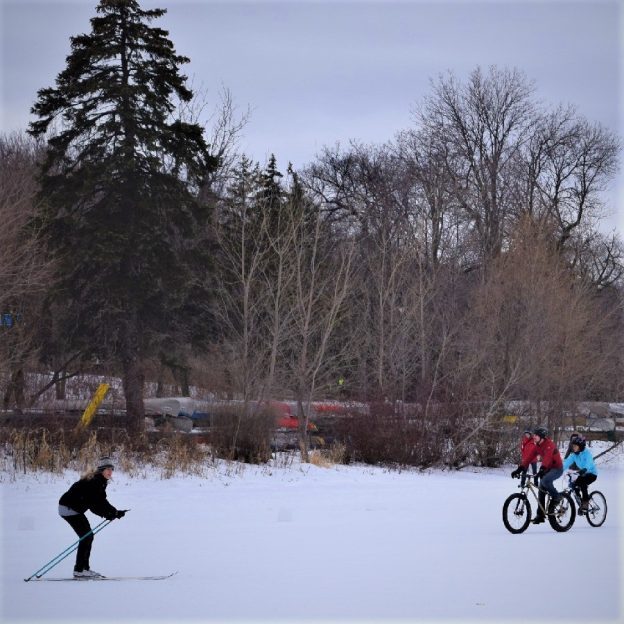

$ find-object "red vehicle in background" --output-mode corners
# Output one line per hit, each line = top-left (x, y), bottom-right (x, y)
(261, 401), (317, 432)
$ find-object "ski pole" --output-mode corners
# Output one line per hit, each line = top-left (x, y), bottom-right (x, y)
(25, 519), (111, 581)
(24, 519), (111, 582)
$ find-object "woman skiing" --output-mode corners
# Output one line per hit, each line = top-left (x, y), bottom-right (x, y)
(58, 457), (126, 578)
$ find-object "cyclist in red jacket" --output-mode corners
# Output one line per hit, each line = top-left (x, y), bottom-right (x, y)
(511, 426), (563, 524)
(519, 429), (538, 487)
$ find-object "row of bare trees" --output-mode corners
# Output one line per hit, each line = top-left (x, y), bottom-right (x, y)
(1, 66), (622, 464)
(212, 158), (355, 459)
(207, 68), (622, 462)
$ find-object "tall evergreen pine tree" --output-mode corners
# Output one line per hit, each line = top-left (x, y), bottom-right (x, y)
(255, 154), (285, 234)
(29, 0), (217, 428)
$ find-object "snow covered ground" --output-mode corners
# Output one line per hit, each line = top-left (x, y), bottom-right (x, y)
(1, 444), (622, 624)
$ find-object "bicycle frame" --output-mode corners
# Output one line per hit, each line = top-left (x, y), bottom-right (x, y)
(517, 479), (551, 516)
(564, 473), (582, 501)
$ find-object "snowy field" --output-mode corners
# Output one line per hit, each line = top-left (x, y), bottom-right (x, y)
(1, 445), (622, 624)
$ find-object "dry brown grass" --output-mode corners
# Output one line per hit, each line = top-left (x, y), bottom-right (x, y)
(308, 442), (347, 468)
(0, 427), (213, 480)
(3, 428), (72, 475)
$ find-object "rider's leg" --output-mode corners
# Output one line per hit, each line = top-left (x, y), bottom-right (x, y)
(532, 488), (547, 523)
(576, 473), (597, 504)
(540, 468), (564, 509)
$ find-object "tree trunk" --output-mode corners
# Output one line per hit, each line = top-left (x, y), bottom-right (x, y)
(55, 373), (67, 400)
(156, 377), (164, 398)
(122, 347), (145, 431)
(122, 356), (144, 430)
(3, 368), (25, 412)
(297, 396), (309, 462)
(174, 365), (190, 396)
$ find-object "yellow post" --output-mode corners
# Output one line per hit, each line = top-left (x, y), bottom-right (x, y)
(78, 383), (110, 428)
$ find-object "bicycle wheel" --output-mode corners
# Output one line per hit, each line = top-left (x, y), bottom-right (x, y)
(503, 493), (531, 534)
(548, 492), (576, 532)
(585, 491), (607, 527)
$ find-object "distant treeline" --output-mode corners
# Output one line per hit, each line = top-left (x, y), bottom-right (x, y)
(1, 0), (622, 465)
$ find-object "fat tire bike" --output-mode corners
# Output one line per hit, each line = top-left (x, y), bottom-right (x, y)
(563, 470), (607, 528)
(502, 476), (575, 534)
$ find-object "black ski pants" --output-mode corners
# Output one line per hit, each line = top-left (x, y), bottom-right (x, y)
(574, 473), (597, 503)
(62, 514), (93, 572)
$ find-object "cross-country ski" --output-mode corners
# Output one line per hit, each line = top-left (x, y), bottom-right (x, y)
(28, 573), (177, 582)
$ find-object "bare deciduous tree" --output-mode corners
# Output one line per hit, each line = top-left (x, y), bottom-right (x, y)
(177, 82), (251, 198)
(521, 108), (620, 248)
(457, 218), (620, 432)
(213, 158), (270, 405)
(0, 132), (55, 409)
(279, 187), (355, 461)
(418, 66), (537, 262)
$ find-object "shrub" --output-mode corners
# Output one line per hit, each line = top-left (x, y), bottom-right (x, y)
(209, 403), (276, 463)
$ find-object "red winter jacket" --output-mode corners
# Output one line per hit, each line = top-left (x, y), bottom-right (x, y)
(520, 436), (537, 465)
(521, 437), (562, 471)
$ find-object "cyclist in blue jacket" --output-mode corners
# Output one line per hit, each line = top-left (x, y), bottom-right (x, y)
(562, 435), (597, 513)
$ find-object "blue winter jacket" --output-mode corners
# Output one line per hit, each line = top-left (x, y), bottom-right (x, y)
(563, 448), (597, 475)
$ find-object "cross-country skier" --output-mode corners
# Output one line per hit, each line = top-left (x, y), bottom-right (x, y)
(58, 457), (126, 578)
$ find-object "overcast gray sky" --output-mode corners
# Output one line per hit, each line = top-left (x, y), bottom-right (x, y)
(1, 0), (622, 233)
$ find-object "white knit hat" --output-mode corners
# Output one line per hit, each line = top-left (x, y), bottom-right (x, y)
(97, 457), (114, 471)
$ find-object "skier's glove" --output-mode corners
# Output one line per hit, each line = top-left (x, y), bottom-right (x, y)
(116, 510), (126, 519)
(510, 467), (524, 478)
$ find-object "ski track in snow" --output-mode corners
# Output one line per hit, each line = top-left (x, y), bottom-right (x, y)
(1, 446), (622, 624)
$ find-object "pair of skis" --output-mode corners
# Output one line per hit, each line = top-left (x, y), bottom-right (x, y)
(28, 571), (177, 582)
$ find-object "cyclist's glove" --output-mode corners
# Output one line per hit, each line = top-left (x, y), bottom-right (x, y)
(536, 467), (547, 478)
(577, 468), (587, 476)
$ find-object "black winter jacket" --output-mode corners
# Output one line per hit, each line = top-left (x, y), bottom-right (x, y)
(59, 473), (118, 519)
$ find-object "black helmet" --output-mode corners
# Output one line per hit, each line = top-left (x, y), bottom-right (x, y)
(571, 434), (586, 451)
(533, 426), (548, 439)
